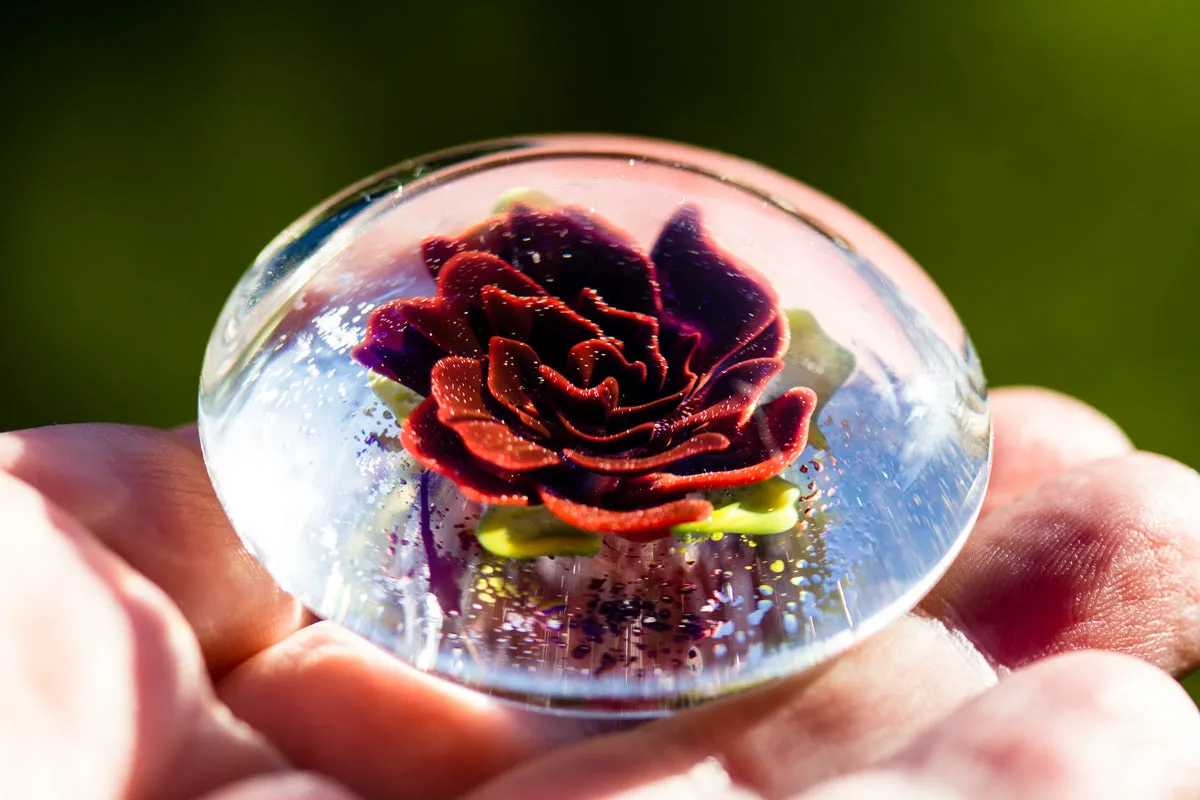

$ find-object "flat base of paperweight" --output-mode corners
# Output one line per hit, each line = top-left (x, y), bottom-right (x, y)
(199, 135), (991, 717)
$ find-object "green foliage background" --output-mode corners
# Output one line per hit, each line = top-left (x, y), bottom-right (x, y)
(2, 3), (1197, 697)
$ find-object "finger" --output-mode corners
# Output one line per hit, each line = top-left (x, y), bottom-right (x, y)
(0, 470), (284, 799)
(983, 387), (1132, 515)
(469, 651), (1200, 800)
(460, 614), (997, 799)
(216, 622), (616, 800)
(923, 452), (1200, 676)
(198, 773), (362, 800)
(0, 423), (305, 673)
(801, 652), (1200, 800)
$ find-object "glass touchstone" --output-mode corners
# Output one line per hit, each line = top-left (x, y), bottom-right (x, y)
(199, 135), (991, 716)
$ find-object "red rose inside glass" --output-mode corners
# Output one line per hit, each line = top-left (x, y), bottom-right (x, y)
(353, 203), (816, 541)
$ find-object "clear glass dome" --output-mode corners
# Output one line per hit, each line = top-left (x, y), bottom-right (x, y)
(199, 136), (990, 716)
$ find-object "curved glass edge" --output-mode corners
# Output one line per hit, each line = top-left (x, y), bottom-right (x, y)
(197, 135), (994, 717)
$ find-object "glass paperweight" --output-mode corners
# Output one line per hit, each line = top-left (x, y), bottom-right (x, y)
(199, 135), (990, 716)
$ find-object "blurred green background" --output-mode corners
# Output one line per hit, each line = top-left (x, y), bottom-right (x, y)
(1, 3), (1197, 696)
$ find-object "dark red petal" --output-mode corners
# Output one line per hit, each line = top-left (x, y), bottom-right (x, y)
(400, 399), (532, 505)
(656, 325), (702, 397)
(722, 312), (788, 365)
(421, 237), (462, 277)
(481, 286), (610, 366)
(562, 432), (729, 474)
(554, 413), (658, 452)
(538, 486), (712, 534)
(421, 212), (514, 275)
(398, 250), (549, 363)
(487, 337), (550, 437)
(539, 366), (619, 423)
(351, 302), (445, 395)
(438, 250), (545, 300)
(397, 297), (484, 357)
(428, 358), (560, 472)
(505, 206), (662, 315)
(608, 357), (782, 446)
(651, 205), (779, 375)
(460, 214), (516, 258)
(628, 387), (816, 496)
(429, 357), (494, 424)
(567, 339), (647, 388)
(574, 288), (668, 390)
(678, 357), (785, 430)
(452, 420), (561, 471)
(607, 385), (690, 428)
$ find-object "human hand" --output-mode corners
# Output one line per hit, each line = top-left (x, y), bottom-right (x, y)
(2, 387), (1198, 800)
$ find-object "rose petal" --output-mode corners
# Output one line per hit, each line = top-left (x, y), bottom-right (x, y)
(394, 251), (550, 359)
(429, 357), (493, 424)
(453, 420), (561, 471)
(438, 250), (545, 300)
(396, 296), (484, 357)
(554, 412), (658, 453)
(610, 357), (782, 446)
(539, 367), (619, 424)
(420, 236), (462, 278)
(422, 214), (514, 275)
(655, 325), (702, 397)
(651, 205), (779, 375)
(627, 387), (816, 496)
(538, 486), (712, 535)
(505, 206), (662, 315)
(562, 432), (729, 474)
(721, 312), (789, 366)
(429, 357), (559, 471)
(481, 286), (609, 367)
(607, 385), (691, 429)
(352, 304), (445, 395)
(487, 338), (551, 438)
(400, 400), (532, 505)
(678, 357), (785, 430)
(567, 339), (647, 388)
(574, 288), (668, 391)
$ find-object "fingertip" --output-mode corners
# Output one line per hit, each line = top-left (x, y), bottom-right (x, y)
(872, 651), (1200, 800)
(984, 386), (1133, 514)
(804, 652), (1200, 800)
(198, 773), (363, 800)
(1025, 649), (1200, 719)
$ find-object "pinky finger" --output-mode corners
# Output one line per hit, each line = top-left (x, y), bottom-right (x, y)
(800, 651), (1200, 800)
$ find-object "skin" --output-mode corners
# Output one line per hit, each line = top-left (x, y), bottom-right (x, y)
(2, 153), (1198, 798)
